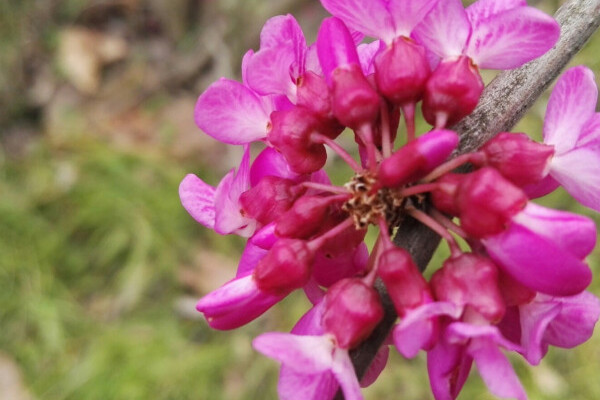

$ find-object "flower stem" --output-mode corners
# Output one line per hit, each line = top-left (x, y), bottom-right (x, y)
(308, 217), (355, 251)
(421, 153), (474, 182)
(380, 102), (393, 158)
(312, 133), (362, 172)
(402, 102), (416, 142)
(398, 183), (441, 197)
(407, 207), (461, 257)
(302, 182), (349, 195)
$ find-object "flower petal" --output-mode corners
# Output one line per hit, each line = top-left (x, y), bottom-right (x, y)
(512, 202), (597, 259)
(214, 146), (256, 237)
(413, 0), (471, 59)
(278, 368), (338, 400)
(467, 7), (559, 69)
(331, 348), (364, 400)
(246, 47), (298, 100)
(259, 15), (307, 61)
(518, 298), (562, 364)
(465, 0), (526, 30)
(544, 66), (598, 153)
(320, 0), (395, 43)
(550, 147), (600, 212)
(253, 333), (335, 372)
(196, 275), (283, 330)
(483, 220), (593, 296)
(427, 335), (472, 400)
(541, 292), (600, 349)
(360, 345), (389, 387)
(236, 242), (268, 278)
(250, 147), (301, 186)
(388, 0), (440, 37)
(178, 174), (216, 229)
(469, 338), (527, 400)
(195, 78), (271, 144)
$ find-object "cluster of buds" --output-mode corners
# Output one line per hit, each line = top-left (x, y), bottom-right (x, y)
(179, 0), (600, 399)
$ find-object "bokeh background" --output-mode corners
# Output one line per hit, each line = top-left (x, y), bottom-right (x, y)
(1, 0), (599, 399)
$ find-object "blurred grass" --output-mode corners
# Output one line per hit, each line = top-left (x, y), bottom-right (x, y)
(1, 0), (600, 399)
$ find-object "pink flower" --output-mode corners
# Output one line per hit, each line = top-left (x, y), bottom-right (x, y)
(526, 66), (600, 212)
(413, 0), (559, 70)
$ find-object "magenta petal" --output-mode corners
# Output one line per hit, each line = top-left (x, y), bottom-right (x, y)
(518, 298), (561, 364)
(544, 66), (598, 153)
(394, 301), (462, 358)
(577, 113), (600, 147)
(253, 333), (334, 372)
(259, 14), (307, 63)
(360, 345), (389, 387)
(483, 218), (593, 296)
(447, 323), (522, 353)
(246, 47), (298, 100)
(291, 302), (326, 335)
(469, 338), (527, 400)
(427, 336), (471, 400)
(214, 146), (256, 237)
(522, 173), (560, 199)
(331, 348), (363, 400)
(250, 147), (300, 186)
(466, 0), (526, 29)
(467, 7), (559, 69)
(540, 292), (600, 349)
(236, 242), (268, 278)
(179, 174), (216, 229)
(512, 203), (597, 259)
(317, 17), (362, 82)
(320, 0), (395, 43)
(413, 0), (470, 59)
(388, 0), (441, 37)
(312, 243), (368, 287)
(195, 78), (271, 144)
(278, 368), (338, 400)
(357, 40), (384, 76)
(551, 147), (600, 212)
(196, 275), (283, 330)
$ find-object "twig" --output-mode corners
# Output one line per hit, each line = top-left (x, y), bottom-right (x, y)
(336, 1), (600, 397)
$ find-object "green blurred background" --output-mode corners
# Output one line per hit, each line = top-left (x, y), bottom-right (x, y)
(0, 0), (599, 399)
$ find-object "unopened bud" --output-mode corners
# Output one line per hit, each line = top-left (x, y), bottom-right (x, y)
(422, 56), (484, 127)
(374, 37), (430, 105)
(268, 107), (327, 174)
(378, 248), (431, 315)
(431, 253), (506, 322)
(331, 64), (380, 129)
(276, 195), (334, 239)
(239, 176), (303, 226)
(431, 173), (462, 216)
(477, 133), (555, 187)
(322, 278), (384, 349)
(254, 239), (314, 296)
(379, 129), (459, 188)
(455, 168), (527, 238)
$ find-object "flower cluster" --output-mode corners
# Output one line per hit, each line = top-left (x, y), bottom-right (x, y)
(180, 0), (600, 399)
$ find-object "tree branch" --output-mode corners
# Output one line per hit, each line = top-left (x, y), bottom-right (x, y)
(337, 0), (600, 397)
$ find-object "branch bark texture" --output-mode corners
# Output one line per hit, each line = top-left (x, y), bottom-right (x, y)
(338, 0), (600, 396)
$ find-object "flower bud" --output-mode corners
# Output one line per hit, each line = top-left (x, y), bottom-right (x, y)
(455, 168), (527, 238)
(477, 133), (555, 187)
(431, 253), (506, 322)
(276, 195), (334, 239)
(378, 129), (459, 188)
(378, 248), (431, 315)
(254, 239), (314, 296)
(239, 176), (303, 226)
(422, 56), (484, 127)
(431, 173), (462, 216)
(268, 107), (327, 174)
(374, 37), (430, 105)
(322, 278), (384, 349)
(331, 64), (380, 129)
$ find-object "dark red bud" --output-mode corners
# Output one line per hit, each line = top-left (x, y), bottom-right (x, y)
(297, 71), (333, 119)
(374, 37), (430, 105)
(431, 173), (463, 216)
(455, 168), (528, 238)
(422, 56), (484, 127)
(497, 268), (536, 307)
(331, 64), (380, 129)
(275, 195), (334, 239)
(268, 107), (327, 174)
(431, 253), (506, 322)
(379, 129), (459, 188)
(378, 248), (431, 315)
(478, 133), (555, 187)
(322, 278), (384, 349)
(254, 239), (314, 296)
(239, 176), (303, 226)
